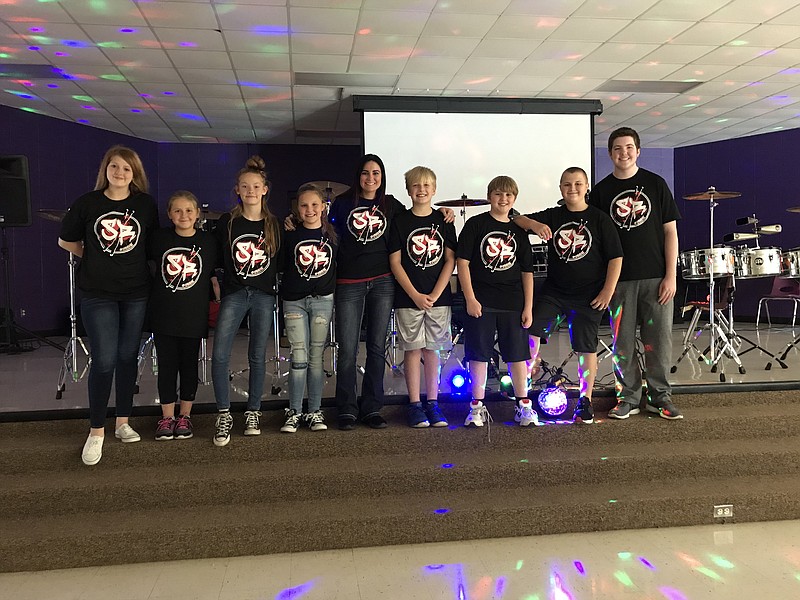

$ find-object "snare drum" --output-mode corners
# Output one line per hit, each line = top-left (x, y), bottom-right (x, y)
(735, 246), (783, 279)
(782, 247), (800, 277)
(679, 247), (735, 280)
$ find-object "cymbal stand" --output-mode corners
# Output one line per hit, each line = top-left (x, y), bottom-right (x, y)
(135, 333), (157, 394)
(55, 252), (90, 399)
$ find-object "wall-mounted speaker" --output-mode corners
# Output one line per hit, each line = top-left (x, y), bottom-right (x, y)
(0, 155), (31, 227)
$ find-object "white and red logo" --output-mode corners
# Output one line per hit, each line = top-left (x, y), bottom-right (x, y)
(347, 206), (386, 244)
(553, 222), (592, 262)
(94, 210), (140, 255)
(610, 187), (651, 230)
(480, 230), (517, 272)
(232, 233), (270, 279)
(294, 238), (333, 280)
(406, 225), (444, 270)
(161, 246), (203, 292)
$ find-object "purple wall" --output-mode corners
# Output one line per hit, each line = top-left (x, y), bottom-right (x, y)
(675, 129), (800, 319)
(594, 146), (675, 194)
(0, 106), (360, 333)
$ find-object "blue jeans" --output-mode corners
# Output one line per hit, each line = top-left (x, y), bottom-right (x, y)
(212, 287), (275, 411)
(334, 275), (394, 420)
(283, 294), (334, 414)
(81, 297), (147, 428)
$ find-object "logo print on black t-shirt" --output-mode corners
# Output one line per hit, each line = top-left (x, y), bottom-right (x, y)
(162, 246), (203, 292)
(347, 206), (386, 244)
(294, 238), (333, 280)
(407, 225), (444, 270)
(94, 210), (141, 255)
(554, 222), (592, 262)
(480, 231), (517, 272)
(232, 233), (270, 279)
(610, 187), (651, 230)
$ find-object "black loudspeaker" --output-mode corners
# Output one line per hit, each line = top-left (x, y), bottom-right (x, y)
(0, 155), (31, 227)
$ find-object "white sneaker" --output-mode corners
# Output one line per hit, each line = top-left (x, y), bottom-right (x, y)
(82, 434), (104, 466)
(515, 399), (541, 427)
(114, 423), (141, 443)
(464, 400), (490, 427)
(244, 410), (262, 436)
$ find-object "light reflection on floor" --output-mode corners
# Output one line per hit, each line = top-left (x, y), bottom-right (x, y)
(3, 520), (800, 599)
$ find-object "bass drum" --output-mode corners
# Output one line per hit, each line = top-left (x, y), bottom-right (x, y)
(781, 247), (800, 277)
(735, 247), (783, 279)
(679, 247), (735, 280)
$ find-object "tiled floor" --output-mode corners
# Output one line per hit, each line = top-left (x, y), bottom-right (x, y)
(2, 520), (800, 599)
(1, 320), (799, 415)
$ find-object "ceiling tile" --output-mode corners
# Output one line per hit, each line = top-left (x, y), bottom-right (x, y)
(486, 15), (564, 39)
(639, 44), (717, 64)
(229, 52), (290, 71)
(705, 0), (800, 23)
(357, 10), (429, 36)
(550, 17), (630, 42)
(154, 28), (228, 52)
(584, 42), (659, 63)
(352, 34), (417, 57)
(563, 61), (629, 79)
(503, 0), (583, 17)
(572, 0), (660, 19)
(103, 48), (172, 69)
(167, 50), (233, 70)
(291, 54), (348, 73)
(117, 66), (182, 83)
(289, 7), (360, 34)
(471, 38), (540, 59)
(290, 33), (354, 55)
(137, 2), (220, 29)
(215, 5), (287, 30)
(413, 36), (482, 58)
(615, 62), (685, 80)
(348, 55), (409, 74)
(640, 0), (736, 21)
(611, 19), (695, 44)
(223, 32), (290, 53)
(421, 12), (497, 37)
(404, 56), (466, 75)
(670, 22), (756, 46)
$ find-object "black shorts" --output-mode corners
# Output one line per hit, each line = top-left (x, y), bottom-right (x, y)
(464, 309), (530, 364)
(528, 294), (603, 354)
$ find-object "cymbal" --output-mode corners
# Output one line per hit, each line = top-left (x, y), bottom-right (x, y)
(199, 209), (224, 220)
(37, 208), (67, 222)
(436, 196), (489, 208)
(683, 188), (741, 201)
(787, 206), (800, 213)
(305, 181), (349, 199)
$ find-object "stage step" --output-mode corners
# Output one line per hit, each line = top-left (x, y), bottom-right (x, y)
(1, 390), (799, 572)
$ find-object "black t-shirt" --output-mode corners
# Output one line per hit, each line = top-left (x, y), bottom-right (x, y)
(589, 168), (681, 281)
(527, 205), (623, 299)
(147, 228), (216, 338)
(388, 209), (457, 309)
(329, 194), (405, 280)
(215, 213), (280, 296)
(59, 189), (159, 300)
(456, 211), (534, 312)
(280, 226), (338, 301)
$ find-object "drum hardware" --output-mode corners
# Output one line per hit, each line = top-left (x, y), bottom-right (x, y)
(682, 187), (742, 374)
(734, 246), (783, 279)
(304, 181), (349, 204)
(786, 206), (800, 213)
(37, 208), (68, 222)
(436, 195), (489, 228)
(782, 248), (800, 277)
(723, 232), (758, 242)
(135, 333), (157, 394)
(55, 251), (91, 398)
(766, 333), (800, 370)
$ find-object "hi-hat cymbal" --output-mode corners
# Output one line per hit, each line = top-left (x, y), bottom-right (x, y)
(37, 208), (67, 222)
(305, 181), (349, 199)
(787, 206), (800, 213)
(200, 209), (224, 220)
(436, 195), (489, 208)
(683, 188), (741, 201)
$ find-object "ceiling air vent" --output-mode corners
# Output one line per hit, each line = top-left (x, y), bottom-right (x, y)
(596, 80), (703, 94)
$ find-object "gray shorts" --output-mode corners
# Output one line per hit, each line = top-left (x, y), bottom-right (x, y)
(395, 306), (452, 352)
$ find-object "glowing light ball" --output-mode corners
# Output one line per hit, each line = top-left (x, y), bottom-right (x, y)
(537, 386), (568, 416)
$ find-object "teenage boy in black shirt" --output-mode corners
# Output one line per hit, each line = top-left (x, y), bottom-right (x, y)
(514, 167), (623, 424)
(389, 166), (456, 428)
(457, 176), (536, 427)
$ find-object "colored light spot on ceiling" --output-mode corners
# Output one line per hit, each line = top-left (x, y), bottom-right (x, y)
(574, 561), (585, 575)
(708, 555), (734, 569)
(179, 41), (197, 47)
(162, 91), (175, 96)
(130, 108), (142, 113)
(28, 46), (40, 51)
(97, 41), (123, 49)
(81, 105), (97, 110)
(495, 576), (506, 595)
(695, 566), (723, 581)
(275, 579), (315, 599)
(177, 113), (204, 121)
(100, 74), (125, 81)
(434, 508), (449, 514)
(683, 103), (697, 108)
(251, 25), (290, 35)
(47, 84), (59, 88)
(659, 587), (689, 600)
(794, 573), (800, 582)
(618, 552), (632, 560)
(424, 564), (444, 571)
(6, 90), (33, 98)
(614, 571), (634, 587)
(54, 52), (70, 57)
(716, 118), (728, 123)
(72, 95), (93, 102)
(729, 40), (748, 46)
(522, 596), (541, 600)
(139, 93), (152, 98)
(639, 557), (656, 570)
(516, 560), (524, 570)
(239, 81), (268, 89)
(77, 119), (89, 123)
(62, 40), (87, 47)
(119, 28), (136, 33)
(358, 28), (371, 35)
(20, 107), (44, 114)
(29, 27), (44, 33)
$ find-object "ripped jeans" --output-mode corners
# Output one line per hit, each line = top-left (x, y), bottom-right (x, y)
(283, 294), (334, 413)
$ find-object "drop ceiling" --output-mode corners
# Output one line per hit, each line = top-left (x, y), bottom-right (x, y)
(2, 0), (800, 147)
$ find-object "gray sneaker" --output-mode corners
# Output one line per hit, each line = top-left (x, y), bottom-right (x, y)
(646, 399), (683, 420)
(608, 401), (640, 420)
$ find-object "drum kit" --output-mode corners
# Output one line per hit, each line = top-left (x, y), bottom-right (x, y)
(674, 188), (796, 379)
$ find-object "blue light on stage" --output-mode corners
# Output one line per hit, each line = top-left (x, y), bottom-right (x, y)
(450, 371), (467, 390)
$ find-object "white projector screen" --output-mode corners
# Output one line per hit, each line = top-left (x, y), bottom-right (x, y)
(362, 110), (595, 236)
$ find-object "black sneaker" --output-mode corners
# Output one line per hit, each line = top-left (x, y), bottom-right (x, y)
(280, 409), (302, 433)
(338, 415), (357, 431)
(363, 414), (388, 429)
(573, 397), (594, 424)
(646, 399), (684, 420)
(608, 401), (640, 420)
